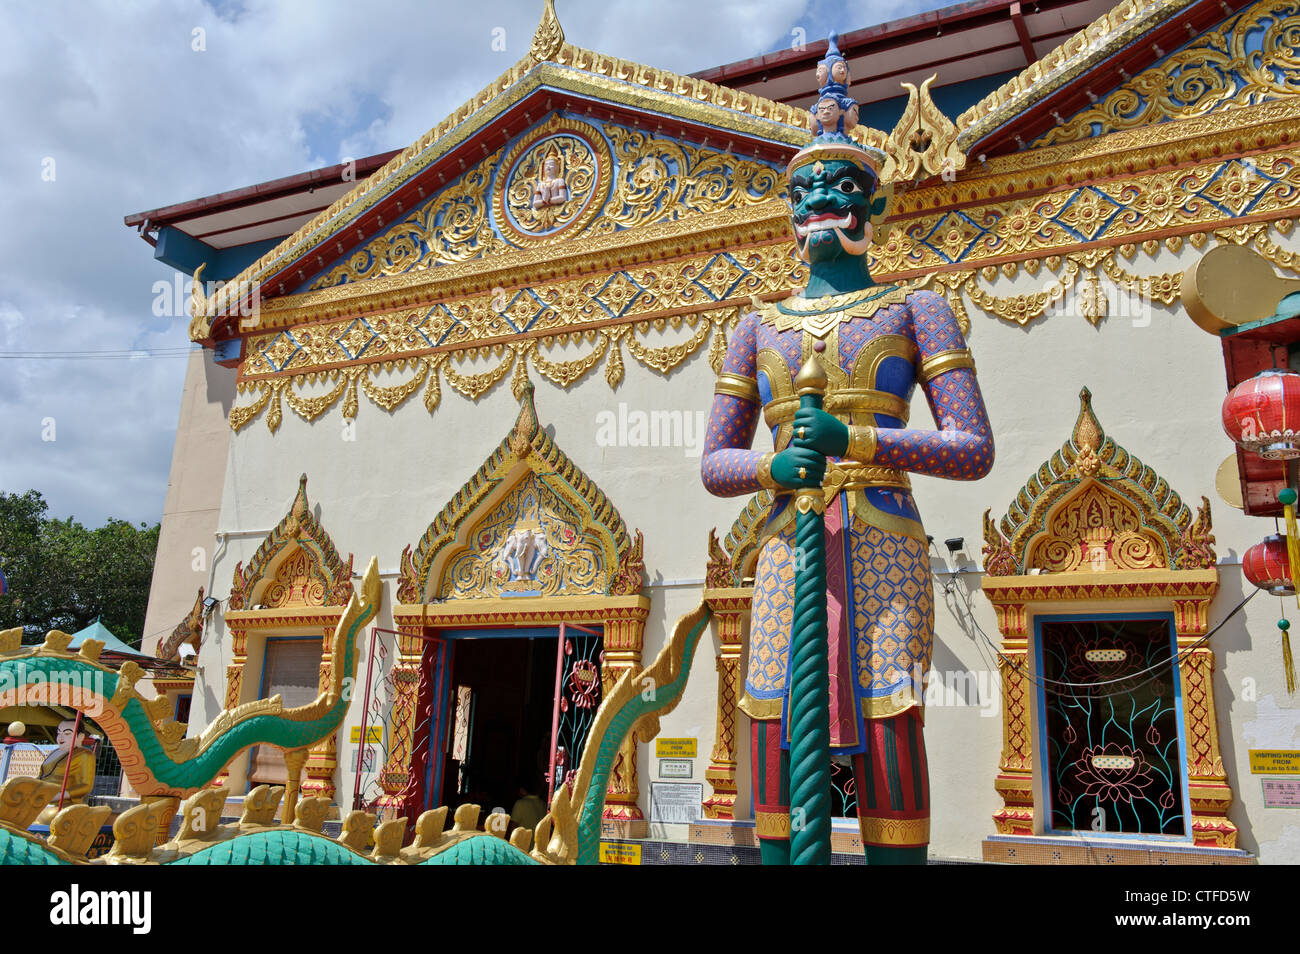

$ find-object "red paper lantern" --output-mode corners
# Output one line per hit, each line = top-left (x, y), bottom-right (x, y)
(1244, 534), (1295, 595)
(1222, 370), (1300, 460)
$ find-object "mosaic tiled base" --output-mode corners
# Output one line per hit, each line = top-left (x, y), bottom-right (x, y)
(982, 836), (1256, 865)
(690, 818), (864, 853)
(600, 818), (650, 840)
(601, 838), (868, 865)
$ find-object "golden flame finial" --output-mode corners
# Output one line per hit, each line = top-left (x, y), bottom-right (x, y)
(1072, 387), (1103, 454)
(530, 0), (565, 63)
(795, 340), (829, 396)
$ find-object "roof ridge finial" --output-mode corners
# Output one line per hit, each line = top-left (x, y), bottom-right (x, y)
(511, 380), (540, 456)
(530, 0), (565, 63)
(1072, 387), (1103, 454)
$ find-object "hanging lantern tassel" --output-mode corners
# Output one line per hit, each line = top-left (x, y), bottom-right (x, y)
(1279, 619), (1296, 695)
(1280, 490), (1300, 610)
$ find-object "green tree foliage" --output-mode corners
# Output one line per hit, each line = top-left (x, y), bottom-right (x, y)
(0, 490), (159, 647)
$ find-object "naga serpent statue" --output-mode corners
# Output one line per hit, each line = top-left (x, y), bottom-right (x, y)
(701, 35), (994, 864)
(0, 543), (711, 864)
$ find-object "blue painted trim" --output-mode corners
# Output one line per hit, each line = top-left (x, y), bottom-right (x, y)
(439, 626), (569, 641)
(1033, 611), (1193, 842)
(154, 226), (282, 282)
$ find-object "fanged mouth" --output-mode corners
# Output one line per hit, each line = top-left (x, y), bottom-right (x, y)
(794, 211), (856, 238)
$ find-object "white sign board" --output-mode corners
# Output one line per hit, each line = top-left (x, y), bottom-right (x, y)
(649, 782), (703, 824)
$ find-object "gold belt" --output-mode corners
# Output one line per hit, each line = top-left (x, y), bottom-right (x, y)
(774, 460), (911, 500)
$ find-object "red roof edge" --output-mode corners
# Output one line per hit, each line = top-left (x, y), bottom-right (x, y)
(690, 0), (1036, 85)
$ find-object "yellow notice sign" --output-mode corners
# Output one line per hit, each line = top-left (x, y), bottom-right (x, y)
(1250, 750), (1300, 774)
(599, 842), (642, 865)
(655, 737), (697, 758)
(350, 726), (382, 744)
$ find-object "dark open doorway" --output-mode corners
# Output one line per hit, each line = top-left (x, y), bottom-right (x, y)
(441, 636), (554, 814)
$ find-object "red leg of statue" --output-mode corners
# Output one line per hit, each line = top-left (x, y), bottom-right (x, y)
(853, 709), (929, 864)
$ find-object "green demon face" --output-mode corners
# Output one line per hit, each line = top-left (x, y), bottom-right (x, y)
(788, 159), (882, 264)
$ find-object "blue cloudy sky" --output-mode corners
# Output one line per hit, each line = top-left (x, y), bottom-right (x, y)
(0, 0), (953, 527)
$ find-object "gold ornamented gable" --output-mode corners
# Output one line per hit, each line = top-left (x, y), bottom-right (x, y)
(704, 491), (773, 590)
(228, 475), (355, 611)
(1036, 0), (1300, 147)
(982, 387), (1216, 576)
(300, 113), (785, 292)
(397, 382), (642, 604)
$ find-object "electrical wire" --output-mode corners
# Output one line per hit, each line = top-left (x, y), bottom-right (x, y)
(929, 540), (1260, 700)
(0, 347), (194, 360)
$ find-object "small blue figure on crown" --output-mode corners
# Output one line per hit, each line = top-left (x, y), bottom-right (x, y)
(808, 33), (860, 138)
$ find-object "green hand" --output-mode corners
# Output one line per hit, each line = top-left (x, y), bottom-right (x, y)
(792, 407), (848, 457)
(771, 446), (826, 488)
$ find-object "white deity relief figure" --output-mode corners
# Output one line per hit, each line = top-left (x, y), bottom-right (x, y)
(497, 506), (550, 583)
(531, 147), (569, 210)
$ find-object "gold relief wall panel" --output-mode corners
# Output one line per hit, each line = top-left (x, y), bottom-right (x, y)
(225, 19), (1300, 432)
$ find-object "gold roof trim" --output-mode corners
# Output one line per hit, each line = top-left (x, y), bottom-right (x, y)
(197, 41), (813, 329)
(956, 0), (1197, 149)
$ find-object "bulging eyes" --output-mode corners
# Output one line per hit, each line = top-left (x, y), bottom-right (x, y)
(836, 179), (861, 194)
(792, 187), (807, 202)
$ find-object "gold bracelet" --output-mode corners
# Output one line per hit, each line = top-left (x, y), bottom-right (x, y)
(845, 425), (877, 464)
(756, 453), (780, 490)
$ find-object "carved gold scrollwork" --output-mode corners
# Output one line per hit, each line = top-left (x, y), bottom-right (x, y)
(1036, 1), (1300, 147)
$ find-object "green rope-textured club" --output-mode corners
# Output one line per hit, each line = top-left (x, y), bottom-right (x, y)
(787, 366), (832, 865)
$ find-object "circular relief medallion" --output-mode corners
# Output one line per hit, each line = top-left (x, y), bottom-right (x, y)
(494, 117), (611, 245)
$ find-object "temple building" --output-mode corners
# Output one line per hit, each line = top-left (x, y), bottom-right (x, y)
(123, 0), (1300, 864)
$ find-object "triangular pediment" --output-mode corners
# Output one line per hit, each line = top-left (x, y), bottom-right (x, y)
(228, 474), (354, 610)
(397, 381), (643, 603)
(192, 2), (813, 339)
(294, 109), (789, 294)
(981, 388), (1216, 576)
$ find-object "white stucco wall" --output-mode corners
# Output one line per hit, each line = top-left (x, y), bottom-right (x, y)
(159, 230), (1300, 862)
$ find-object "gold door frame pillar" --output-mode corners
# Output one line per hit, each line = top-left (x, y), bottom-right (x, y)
(701, 588), (749, 819)
(1174, 596), (1236, 847)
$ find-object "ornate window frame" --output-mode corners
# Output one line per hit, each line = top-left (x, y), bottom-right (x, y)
(219, 475), (354, 801)
(980, 389), (1243, 862)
